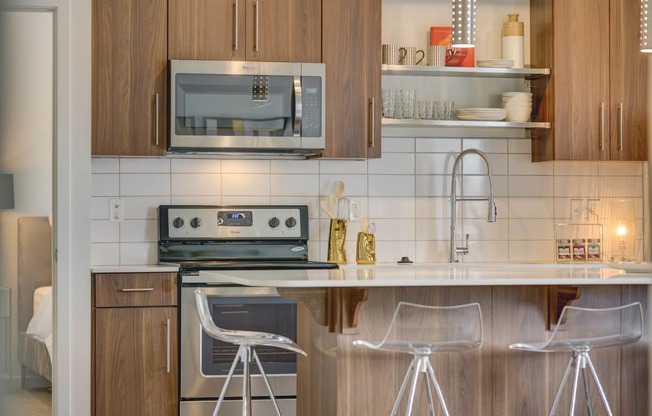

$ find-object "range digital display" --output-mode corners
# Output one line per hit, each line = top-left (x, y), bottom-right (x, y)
(217, 211), (253, 226)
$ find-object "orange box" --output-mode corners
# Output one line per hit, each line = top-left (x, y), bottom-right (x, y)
(430, 26), (475, 67)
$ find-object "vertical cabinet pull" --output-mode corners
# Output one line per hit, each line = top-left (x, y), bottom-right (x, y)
(254, 1), (259, 52)
(155, 93), (160, 146)
(618, 103), (624, 151)
(599, 102), (605, 151)
(166, 318), (171, 373)
(368, 98), (375, 148)
(233, 0), (239, 51)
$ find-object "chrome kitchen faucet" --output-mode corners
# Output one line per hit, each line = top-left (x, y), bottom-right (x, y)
(449, 149), (497, 263)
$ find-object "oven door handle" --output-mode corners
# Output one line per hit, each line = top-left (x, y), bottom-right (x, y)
(120, 287), (154, 292)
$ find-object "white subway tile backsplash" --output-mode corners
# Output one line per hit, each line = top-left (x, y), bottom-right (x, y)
(222, 174), (269, 196)
(382, 137), (415, 153)
(120, 219), (158, 242)
(91, 220), (120, 243)
(510, 176), (554, 197)
(171, 158), (221, 173)
(462, 138), (508, 153)
(92, 174), (120, 196)
(90, 145), (647, 267)
(222, 160), (271, 174)
(271, 160), (320, 174)
(319, 159), (368, 174)
(90, 243), (120, 266)
(92, 158), (119, 173)
(171, 173), (221, 196)
(368, 153), (415, 175)
(508, 197), (555, 219)
(120, 158), (170, 173)
(509, 154), (553, 175)
(271, 174), (320, 196)
(123, 196), (170, 219)
(119, 242), (158, 265)
(120, 173), (170, 196)
(369, 175), (415, 197)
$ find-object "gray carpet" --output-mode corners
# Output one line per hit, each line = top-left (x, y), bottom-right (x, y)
(0, 386), (51, 416)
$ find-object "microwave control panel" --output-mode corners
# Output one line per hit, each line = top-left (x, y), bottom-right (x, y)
(301, 76), (322, 138)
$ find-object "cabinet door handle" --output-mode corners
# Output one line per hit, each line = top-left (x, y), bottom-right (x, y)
(368, 97), (376, 148)
(254, 1), (259, 52)
(166, 318), (171, 374)
(155, 93), (160, 146)
(120, 288), (154, 292)
(232, 0), (239, 51)
(618, 102), (624, 151)
(599, 102), (605, 151)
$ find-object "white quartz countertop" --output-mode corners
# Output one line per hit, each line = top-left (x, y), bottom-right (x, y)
(192, 263), (652, 287)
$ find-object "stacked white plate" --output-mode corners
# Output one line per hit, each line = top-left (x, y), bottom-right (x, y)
(456, 108), (507, 121)
(477, 59), (514, 68)
(502, 92), (532, 122)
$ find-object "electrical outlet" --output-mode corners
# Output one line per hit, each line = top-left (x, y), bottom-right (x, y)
(587, 199), (600, 223)
(110, 198), (123, 222)
(349, 198), (362, 221)
(570, 199), (583, 223)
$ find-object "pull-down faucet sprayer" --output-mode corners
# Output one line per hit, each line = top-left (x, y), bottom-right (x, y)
(449, 149), (497, 263)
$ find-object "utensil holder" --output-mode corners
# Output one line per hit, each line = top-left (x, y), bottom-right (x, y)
(327, 219), (347, 264)
(356, 232), (376, 265)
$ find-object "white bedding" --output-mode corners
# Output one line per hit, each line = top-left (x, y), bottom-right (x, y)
(26, 285), (53, 360)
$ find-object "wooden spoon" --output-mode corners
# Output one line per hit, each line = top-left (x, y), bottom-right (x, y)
(320, 199), (335, 219)
(361, 218), (369, 233)
(335, 181), (345, 199)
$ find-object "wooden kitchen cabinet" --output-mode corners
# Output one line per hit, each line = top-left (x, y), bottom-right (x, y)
(92, 272), (178, 416)
(168, 0), (321, 63)
(92, 0), (168, 156)
(321, 0), (382, 158)
(530, 0), (647, 161)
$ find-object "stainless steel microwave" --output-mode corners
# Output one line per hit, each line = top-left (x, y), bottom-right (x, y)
(169, 60), (325, 158)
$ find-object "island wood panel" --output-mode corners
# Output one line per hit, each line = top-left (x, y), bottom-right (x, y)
(297, 285), (648, 416)
(620, 285), (649, 416)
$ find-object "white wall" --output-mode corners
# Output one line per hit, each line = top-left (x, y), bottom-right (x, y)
(0, 8), (54, 379)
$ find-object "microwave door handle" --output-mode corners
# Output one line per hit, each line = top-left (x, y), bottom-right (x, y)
(293, 76), (302, 137)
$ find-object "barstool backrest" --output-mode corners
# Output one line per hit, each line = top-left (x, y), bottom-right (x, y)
(195, 288), (235, 343)
(377, 302), (483, 353)
(544, 302), (643, 351)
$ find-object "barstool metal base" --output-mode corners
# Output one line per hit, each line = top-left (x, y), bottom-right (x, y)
(391, 354), (450, 416)
(549, 350), (613, 416)
(213, 345), (283, 416)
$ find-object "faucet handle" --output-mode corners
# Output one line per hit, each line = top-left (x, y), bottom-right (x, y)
(456, 233), (470, 256)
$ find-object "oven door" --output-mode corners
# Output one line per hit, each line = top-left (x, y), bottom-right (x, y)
(180, 286), (298, 411)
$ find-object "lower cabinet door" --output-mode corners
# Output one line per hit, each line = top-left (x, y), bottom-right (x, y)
(95, 307), (178, 416)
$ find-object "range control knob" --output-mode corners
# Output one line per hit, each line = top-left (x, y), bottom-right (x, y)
(285, 217), (297, 228)
(190, 217), (202, 228)
(173, 217), (184, 228)
(269, 217), (280, 228)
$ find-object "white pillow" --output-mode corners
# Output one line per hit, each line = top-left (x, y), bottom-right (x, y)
(26, 286), (52, 341)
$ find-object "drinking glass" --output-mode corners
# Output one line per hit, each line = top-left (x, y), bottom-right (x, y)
(399, 89), (416, 119)
(381, 89), (397, 118)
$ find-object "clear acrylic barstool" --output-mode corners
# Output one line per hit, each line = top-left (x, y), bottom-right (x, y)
(509, 302), (644, 416)
(194, 288), (307, 416)
(353, 302), (484, 416)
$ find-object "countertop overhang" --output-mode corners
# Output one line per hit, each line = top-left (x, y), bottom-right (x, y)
(192, 263), (652, 287)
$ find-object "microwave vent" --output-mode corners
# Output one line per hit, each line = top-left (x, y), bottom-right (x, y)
(252, 75), (269, 102)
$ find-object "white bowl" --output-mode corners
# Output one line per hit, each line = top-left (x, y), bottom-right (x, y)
(502, 92), (532, 98)
(505, 107), (531, 122)
(503, 102), (532, 109)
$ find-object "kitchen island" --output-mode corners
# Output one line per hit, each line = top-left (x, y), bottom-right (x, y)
(198, 264), (651, 416)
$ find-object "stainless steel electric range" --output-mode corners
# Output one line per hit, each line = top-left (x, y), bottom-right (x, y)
(158, 205), (337, 416)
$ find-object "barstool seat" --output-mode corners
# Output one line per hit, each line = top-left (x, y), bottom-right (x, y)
(353, 301), (484, 416)
(509, 302), (643, 416)
(194, 288), (306, 416)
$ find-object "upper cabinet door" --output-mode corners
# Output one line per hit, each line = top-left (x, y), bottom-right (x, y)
(169, 0), (320, 62)
(321, 0), (381, 158)
(245, 0), (321, 62)
(608, 0), (648, 161)
(531, 0), (647, 161)
(168, 0), (246, 61)
(92, 0), (168, 156)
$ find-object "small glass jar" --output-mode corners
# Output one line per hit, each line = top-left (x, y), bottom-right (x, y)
(587, 239), (602, 262)
(556, 239), (572, 262)
(572, 239), (586, 262)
